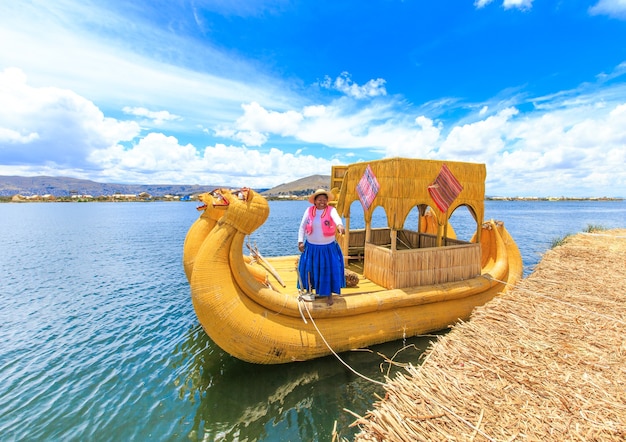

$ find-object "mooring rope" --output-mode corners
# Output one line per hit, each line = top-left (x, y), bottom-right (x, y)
(296, 295), (498, 441)
(296, 294), (309, 324)
(295, 296), (498, 439)
(485, 275), (626, 326)
(296, 298), (386, 387)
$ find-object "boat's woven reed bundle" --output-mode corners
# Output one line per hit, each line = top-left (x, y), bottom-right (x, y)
(350, 228), (626, 441)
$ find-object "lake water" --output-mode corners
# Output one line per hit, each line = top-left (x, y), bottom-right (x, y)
(1, 199), (624, 441)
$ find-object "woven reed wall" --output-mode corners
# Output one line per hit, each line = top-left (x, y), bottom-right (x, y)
(364, 242), (481, 289)
(347, 229), (366, 248)
(369, 229), (468, 250)
(397, 230), (420, 249)
(369, 228), (391, 246)
(335, 158), (485, 229)
(419, 233), (437, 248)
(363, 243), (392, 286)
(342, 228), (471, 262)
(444, 237), (468, 246)
(341, 229), (366, 259)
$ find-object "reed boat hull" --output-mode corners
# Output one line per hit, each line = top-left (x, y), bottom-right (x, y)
(185, 185), (523, 364)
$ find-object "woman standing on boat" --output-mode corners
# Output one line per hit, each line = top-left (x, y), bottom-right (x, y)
(297, 189), (346, 305)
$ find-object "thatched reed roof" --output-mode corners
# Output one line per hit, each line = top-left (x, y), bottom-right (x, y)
(334, 158), (486, 229)
(350, 228), (626, 441)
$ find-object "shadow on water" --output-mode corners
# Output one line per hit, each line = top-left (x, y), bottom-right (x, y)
(171, 323), (445, 441)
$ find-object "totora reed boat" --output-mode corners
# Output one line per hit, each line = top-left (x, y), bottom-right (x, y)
(183, 158), (523, 364)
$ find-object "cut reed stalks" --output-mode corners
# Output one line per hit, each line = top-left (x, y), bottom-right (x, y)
(351, 228), (626, 441)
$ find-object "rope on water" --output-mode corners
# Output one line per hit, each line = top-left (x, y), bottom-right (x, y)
(294, 294), (497, 439)
(296, 298), (386, 387)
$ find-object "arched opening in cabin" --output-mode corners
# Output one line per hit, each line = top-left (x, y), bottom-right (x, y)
(448, 204), (479, 243)
(343, 200), (389, 265)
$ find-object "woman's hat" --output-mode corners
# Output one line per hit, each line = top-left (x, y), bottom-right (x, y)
(308, 188), (334, 204)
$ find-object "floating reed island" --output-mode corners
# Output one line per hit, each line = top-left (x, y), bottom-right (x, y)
(350, 228), (626, 441)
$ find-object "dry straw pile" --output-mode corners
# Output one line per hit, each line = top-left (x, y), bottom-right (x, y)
(351, 229), (626, 441)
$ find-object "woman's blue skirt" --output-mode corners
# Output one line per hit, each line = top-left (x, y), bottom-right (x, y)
(297, 241), (345, 296)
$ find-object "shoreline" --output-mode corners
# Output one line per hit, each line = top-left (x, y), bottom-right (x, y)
(2, 196), (624, 203)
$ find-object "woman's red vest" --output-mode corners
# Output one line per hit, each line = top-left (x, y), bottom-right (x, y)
(305, 206), (336, 237)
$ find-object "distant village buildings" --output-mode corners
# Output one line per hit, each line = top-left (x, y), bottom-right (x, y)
(11, 194), (56, 202)
(8, 192), (198, 202)
(5, 189), (620, 203)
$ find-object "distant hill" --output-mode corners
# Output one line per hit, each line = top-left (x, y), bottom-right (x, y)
(4, 175), (620, 201)
(0, 176), (222, 197)
(262, 174), (332, 197)
(0, 174), (332, 198)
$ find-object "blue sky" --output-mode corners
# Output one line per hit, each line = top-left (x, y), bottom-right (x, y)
(1, 0), (626, 197)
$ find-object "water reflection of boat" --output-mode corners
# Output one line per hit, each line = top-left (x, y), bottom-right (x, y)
(183, 158), (523, 364)
(173, 324), (435, 440)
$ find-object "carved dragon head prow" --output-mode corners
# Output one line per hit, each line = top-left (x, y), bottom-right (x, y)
(209, 188), (270, 235)
(195, 191), (230, 222)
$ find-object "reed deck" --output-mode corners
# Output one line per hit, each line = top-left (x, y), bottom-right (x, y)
(351, 228), (626, 441)
(260, 255), (387, 296)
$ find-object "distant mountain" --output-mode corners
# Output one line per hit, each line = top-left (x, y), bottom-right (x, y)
(0, 174), (332, 198)
(261, 175), (332, 197)
(0, 176), (221, 197)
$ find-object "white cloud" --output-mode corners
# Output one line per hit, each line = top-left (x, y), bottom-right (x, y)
(440, 107), (518, 157)
(234, 131), (269, 147)
(596, 61), (626, 82)
(0, 127), (39, 144)
(474, 0), (493, 8)
(214, 101), (305, 147)
(369, 116), (441, 158)
(236, 102), (304, 136)
(0, 68), (140, 167)
(91, 133), (197, 171)
(589, 0), (626, 19)
(503, 0), (533, 10)
(320, 72), (387, 99)
(86, 137), (342, 187)
(223, 98), (441, 157)
(122, 107), (181, 125)
(474, 0), (533, 10)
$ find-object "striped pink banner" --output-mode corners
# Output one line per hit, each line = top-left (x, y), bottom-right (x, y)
(356, 165), (379, 210)
(428, 164), (463, 212)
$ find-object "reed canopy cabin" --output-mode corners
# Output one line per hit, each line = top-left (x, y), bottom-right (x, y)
(183, 157), (522, 364)
(332, 158), (485, 290)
